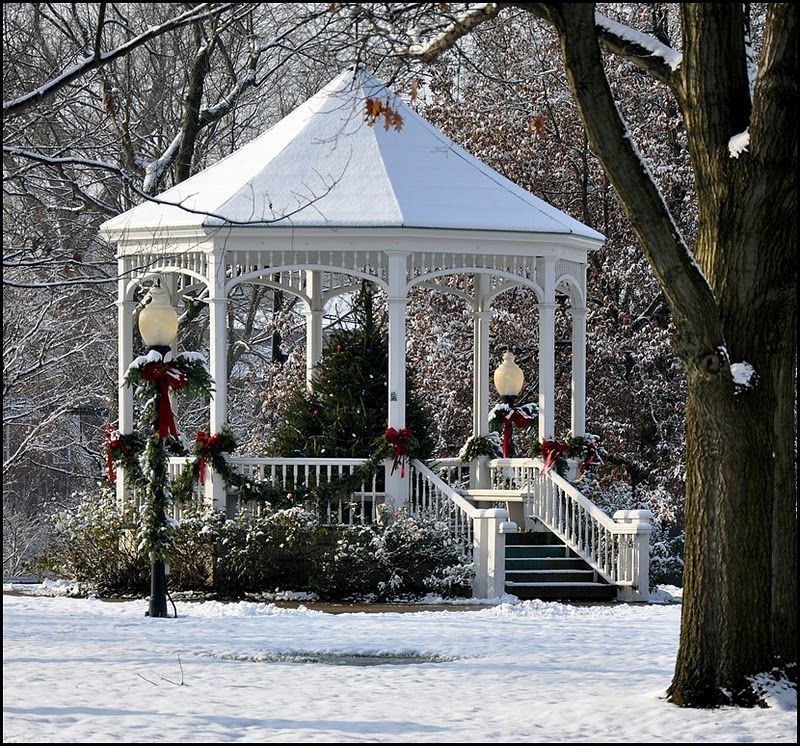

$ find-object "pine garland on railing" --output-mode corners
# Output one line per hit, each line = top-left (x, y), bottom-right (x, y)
(530, 433), (604, 478)
(171, 425), (387, 509)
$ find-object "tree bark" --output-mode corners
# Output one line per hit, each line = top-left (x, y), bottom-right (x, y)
(531, 2), (796, 706)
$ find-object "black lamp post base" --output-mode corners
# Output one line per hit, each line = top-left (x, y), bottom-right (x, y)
(147, 559), (169, 618)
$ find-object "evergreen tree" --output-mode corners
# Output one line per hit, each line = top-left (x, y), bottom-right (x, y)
(269, 284), (433, 460)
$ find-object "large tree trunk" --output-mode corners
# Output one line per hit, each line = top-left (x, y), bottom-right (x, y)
(534, 2), (797, 706)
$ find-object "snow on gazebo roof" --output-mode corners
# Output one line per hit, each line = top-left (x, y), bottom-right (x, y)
(101, 69), (604, 245)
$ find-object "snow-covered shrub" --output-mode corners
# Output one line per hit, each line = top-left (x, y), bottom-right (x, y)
(316, 507), (473, 600)
(212, 507), (321, 594)
(39, 487), (148, 594)
(38, 492), (472, 600)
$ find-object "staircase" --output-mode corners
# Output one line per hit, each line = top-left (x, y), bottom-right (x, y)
(504, 531), (617, 601)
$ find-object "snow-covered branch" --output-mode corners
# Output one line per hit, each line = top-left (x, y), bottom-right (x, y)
(403, 3), (501, 63)
(3, 3), (236, 119)
(594, 12), (682, 87)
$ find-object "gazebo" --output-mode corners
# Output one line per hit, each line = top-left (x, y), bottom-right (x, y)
(100, 69), (651, 600)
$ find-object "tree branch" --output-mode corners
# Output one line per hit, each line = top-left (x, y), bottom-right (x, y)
(541, 4), (724, 370)
(3, 3), (236, 119)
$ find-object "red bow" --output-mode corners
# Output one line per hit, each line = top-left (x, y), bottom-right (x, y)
(140, 363), (187, 438)
(580, 443), (600, 473)
(103, 424), (129, 483)
(195, 431), (224, 485)
(501, 409), (536, 458)
(385, 427), (413, 478)
(541, 438), (570, 475)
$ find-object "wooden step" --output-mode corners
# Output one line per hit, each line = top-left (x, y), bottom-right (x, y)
(506, 557), (588, 571)
(505, 532), (564, 546)
(506, 544), (569, 559)
(505, 581), (617, 601)
(505, 569), (595, 583)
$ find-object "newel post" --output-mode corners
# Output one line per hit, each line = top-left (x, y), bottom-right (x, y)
(472, 508), (517, 599)
(613, 510), (653, 602)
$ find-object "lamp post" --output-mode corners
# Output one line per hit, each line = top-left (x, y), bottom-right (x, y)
(138, 282), (178, 618)
(494, 351), (525, 458)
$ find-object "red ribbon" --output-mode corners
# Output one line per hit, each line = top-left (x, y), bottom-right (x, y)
(385, 427), (413, 478)
(541, 438), (570, 475)
(103, 425), (129, 483)
(195, 431), (224, 485)
(501, 410), (536, 458)
(580, 443), (600, 473)
(140, 363), (187, 438)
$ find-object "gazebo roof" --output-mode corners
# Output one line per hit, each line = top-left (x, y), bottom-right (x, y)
(101, 69), (604, 244)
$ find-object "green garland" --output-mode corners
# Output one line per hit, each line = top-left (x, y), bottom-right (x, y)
(139, 433), (172, 561)
(124, 351), (214, 432)
(172, 425), (385, 510)
(458, 433), (502, 463)
(530, 434), (604, 478)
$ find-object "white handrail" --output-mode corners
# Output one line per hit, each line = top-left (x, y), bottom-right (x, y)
(409, 459), (477, 556)
(527, 465), (637, 586)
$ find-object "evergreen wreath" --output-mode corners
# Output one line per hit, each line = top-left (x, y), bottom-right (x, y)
(458, 432), (502, 463)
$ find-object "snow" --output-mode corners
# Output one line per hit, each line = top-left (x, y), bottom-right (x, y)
(3, 594), (795, 743)
(100, 69), (604, 243)
(730, 361), (756, 388)
(595, 13), (683, 72)
(729, 130), (750, 159)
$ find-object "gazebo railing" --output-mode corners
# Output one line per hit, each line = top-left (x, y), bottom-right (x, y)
(166, 456), (384, 526)
(486, 457), (652, 593)
(409, 459), (477, 555)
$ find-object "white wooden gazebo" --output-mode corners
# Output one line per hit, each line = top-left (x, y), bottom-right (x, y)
(100, 69), (656, 602)
(101, 68), (603, 506)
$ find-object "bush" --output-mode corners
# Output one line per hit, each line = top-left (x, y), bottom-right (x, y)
(39, 486), (148, 595)
(36, 493), (473, 601)
(316, 507), (473, 600)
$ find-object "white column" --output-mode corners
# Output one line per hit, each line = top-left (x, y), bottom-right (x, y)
(304, 270), (324, 390)
(116, 259), (134, 505)
(385, 252), (408, 509)
(472, 274), (491, 438)
(613, 510), (653, 602)
(206, 252), (228, 511)
(570, 307), (587, 437)
(472, 508), (515, 599)
(538, 257), (556, 441)
(471, 275), (492, 490)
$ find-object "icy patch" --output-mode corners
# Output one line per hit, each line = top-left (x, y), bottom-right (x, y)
(750, 670), (798, 711)
(417, 592), (519, 606)
(730, 361), (756, 389)
(206, 650), (455, 666)
(729, 130), (750, 159)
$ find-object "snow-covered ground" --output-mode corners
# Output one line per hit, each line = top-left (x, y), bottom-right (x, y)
(3, 593), (795, 743)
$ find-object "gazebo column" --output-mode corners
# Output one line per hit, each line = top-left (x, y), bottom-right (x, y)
(205, 252), (228, 512)
(116, 259), (135, 504)
(570, 306), (587, 437)
(304, 270), (324, 390)
(471, 275), (491, 489)
(538, 257), (556, 441)
(385, 252), (409, 509)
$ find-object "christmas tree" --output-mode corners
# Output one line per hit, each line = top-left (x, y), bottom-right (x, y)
(269, 284), (433, 459)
